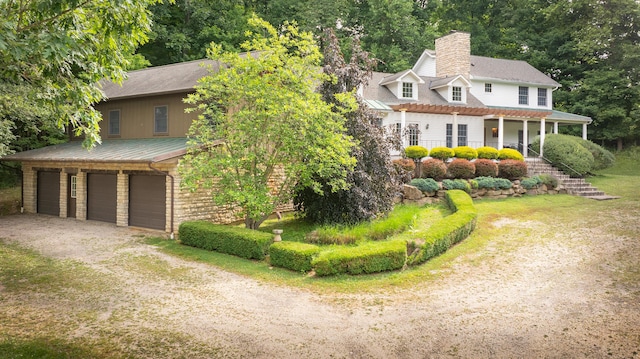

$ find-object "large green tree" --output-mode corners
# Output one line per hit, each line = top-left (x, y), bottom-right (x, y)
(180, 16), (356, 229)
(138, 0), (251, 66)
(0, 0), (162, 156)
(295, 29), (399, 225)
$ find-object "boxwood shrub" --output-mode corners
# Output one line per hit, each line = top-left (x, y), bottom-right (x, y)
(498, 148), (525, 161)
(498, 159), (528, 180)
(410, 178), (439, 193)
(542, 134), (594, 177)
(420, 158), (447, 180)
(474, 158), (498, 177)
(405, 190), (477, 266)
(521, 176), (543, 190)
(453, 146), (478, 160)
(429, 147), (455, 161)
(311, 239), (407, 276)
(179, 221), (272, 260)
(538, 173), (558, 189)
(476, 146), (499, 160)
(447, 158), (475, 179)
(269, 241), (321, 272)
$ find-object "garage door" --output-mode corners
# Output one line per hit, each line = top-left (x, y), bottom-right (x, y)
(37, 171), (60, 216)
(129, 174), (166, 230)
(87, 173), (117, 223)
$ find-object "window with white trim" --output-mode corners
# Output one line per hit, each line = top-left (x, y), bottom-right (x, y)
(458, 124), (468, 146)
(446, 123), (453, 148)
(485, 83), (492, 93)
(402, 82), (413, 98)
(538, 88), (547, 106)
(108, 110), (120, 136)
(70, 175), (77, 199)
(154, 105), (168, 134)
(408, 124), (419, 146)
(452, 86), (462, 102)
(519, 86), (529, 105)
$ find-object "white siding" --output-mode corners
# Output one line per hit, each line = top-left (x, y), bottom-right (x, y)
(470, 80), (553, 110)
(414, 57), (436, 77)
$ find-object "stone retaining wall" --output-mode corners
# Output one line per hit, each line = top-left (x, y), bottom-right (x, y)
(401, 181), (567, 206)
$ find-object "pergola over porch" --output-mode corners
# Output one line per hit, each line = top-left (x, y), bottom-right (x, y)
(391, 104), (592, 157)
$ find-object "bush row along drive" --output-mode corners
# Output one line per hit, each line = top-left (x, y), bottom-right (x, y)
(178, 190), (477, 276)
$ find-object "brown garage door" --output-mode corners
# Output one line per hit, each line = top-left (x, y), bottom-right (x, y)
(37, 171), (60, 216)
(129, 174), (166, 230)
(87, 173), (117, 223)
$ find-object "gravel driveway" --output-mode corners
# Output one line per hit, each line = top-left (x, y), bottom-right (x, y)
(1, 213), (639, 358)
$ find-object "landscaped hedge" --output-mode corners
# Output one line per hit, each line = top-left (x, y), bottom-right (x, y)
(269, 241), (321, 272)
(429, 147), (455, 161)
(410, 178), (439, 192)
(179, 221), (273, 260)
(311, 239), (407, 276)
(474, 158), (498, 177)
(498, 159), (528, 179)
(476, 146), (499, 159)
(498, 148), (525, 161)
(421, 158), (447, 180)
(453, 146), (478, 160)
(447, 158), (475, 179)
(405, 190), (477, 266)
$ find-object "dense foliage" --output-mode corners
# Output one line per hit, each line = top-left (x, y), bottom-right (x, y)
(420, 158), (447, 181)
(410, 178), (440, 193)
(473, 159), (498, 177)
(539, 134), (595, 177)
(181, 18), (356, 229)
(476, 146), (499, 160)
(446, 159), (476, 179)
(497, 159), (528, 180)
(294, 29), (398, 225)
(429, 147), (455, 161)
(0, 0), (161, 155)
(453, 146), (478, 160)
(498, 148), (525, 161)
(179, 221), (273, 260)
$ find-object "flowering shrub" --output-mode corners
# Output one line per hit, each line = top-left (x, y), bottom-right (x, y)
(429, 147), (455, 161)
(447, 159), (475, 179)
(474, 159), (498, 177)
(453, 146), (478, 160)
(498, 159), (528, 179)
(420, 158), (447, 180)
(476, 146), (499, 160)
(498, 148), (525, 161)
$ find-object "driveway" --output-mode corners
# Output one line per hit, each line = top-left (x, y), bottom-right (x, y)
(1, 214), (639, 358)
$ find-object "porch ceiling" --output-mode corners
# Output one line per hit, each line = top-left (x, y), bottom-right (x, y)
(392, 103), (552, 118)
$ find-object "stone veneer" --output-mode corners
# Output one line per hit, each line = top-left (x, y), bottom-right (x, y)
(435, 31), (471, 79)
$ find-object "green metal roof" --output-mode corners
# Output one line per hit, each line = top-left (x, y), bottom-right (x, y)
(547, 110), (592, 124)
(0, 138), (189, 163)
(363, 99), (393, 112)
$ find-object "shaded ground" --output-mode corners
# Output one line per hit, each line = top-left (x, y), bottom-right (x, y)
(0, 213), (639, 358)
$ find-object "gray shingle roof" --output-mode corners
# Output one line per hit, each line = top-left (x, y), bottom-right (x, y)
(99, 60), (216, 100)
(470, 55), (560, 87)
(0, 138), (189, 163)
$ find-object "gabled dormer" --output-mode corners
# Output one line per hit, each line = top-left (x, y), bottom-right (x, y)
(429, 75), (472, 104)
(379, 70), (425, 101)
(412, 49), (436, 77)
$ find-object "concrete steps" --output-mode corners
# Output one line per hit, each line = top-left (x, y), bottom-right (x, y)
(524, 157), (606, 197)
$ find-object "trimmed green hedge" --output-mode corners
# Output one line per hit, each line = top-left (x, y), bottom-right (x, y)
(269, 241), (321, 272)
(476, 146), (499, 160)
(453, 146), (478, 160)
(405, 190), (477, 266)
(429, 147), (455, 161)
(179, 221), (273, 260)
(311, 239), (407, 276)
(405, 145), (429, 160)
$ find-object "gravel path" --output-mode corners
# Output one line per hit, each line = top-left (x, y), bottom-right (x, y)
(1, 213), (639, 358)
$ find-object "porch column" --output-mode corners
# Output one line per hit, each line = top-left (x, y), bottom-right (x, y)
(582, 123), (588, 140)
(116, 171), (129, 227)
(59, 170), (68, 218)
(522, 120), (529, 157)
(498, 114), (505, 150)
(400, 108), (407, 148)
(539, 117), (546, 157)
(76, 171), (87, 220)
(553, 121), (559, 134)
(452, 112), (459, 148)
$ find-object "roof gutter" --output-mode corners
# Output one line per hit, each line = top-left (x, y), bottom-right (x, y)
(148, 162), (175, 239)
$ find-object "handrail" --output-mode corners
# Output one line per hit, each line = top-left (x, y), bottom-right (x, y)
(525, 145), (584, 178)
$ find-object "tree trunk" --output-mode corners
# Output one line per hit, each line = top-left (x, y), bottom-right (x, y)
(617, 138), (623, 151)
(244, 214), (269, 230)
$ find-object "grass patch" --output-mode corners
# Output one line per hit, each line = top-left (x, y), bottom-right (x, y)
(0, 186), (20, 216)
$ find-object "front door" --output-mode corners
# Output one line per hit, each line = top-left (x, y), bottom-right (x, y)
(67, 174), (77, 218)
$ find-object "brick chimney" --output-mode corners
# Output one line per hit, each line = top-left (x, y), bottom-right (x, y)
(435, 31), (471, 79)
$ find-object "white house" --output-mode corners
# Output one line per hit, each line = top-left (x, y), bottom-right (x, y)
(362, 31), (591, 157)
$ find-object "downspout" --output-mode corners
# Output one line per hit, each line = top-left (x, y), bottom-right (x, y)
(148, 162), (175, 239)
